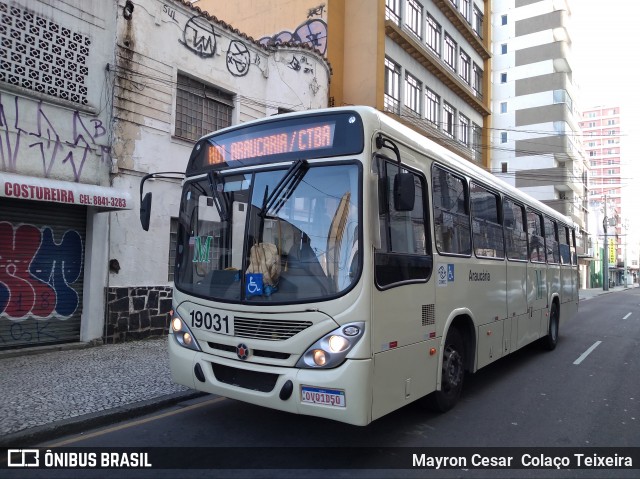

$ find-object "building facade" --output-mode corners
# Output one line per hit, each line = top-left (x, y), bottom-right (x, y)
(0, 0), (128, 349)
(196, 0), (493, 168)
(580, 105), (636, 287)
(491, 0), (589, 287)
(0, 0), (330, 350)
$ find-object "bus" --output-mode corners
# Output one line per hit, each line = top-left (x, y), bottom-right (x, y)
(139, 106), (579, 426)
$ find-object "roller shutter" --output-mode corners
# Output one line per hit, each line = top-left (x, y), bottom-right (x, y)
(0, 197), (86, 350)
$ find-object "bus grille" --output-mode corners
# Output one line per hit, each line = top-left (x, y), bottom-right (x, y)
(233, 317), (313, 340)
(211, 363), (279, 392)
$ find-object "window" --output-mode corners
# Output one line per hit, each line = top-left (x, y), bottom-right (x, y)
(405, 72), (422, 114)
(168, 218), (178, 281)
(426, 14), (442, 56)
(470, 183), (504, 258)
(444, 34), (457, 71)
(432, 166), (471, 255)
(175, 74), (233, 141)
(544, 217), (560, 264)
(384, 57), (401, 114)
(472, 123), (482, 161)
(461, 0), (471, 23)
(559, 225), (571, 265)
(406, 0), (423, 38)
(385, 0), (400, 24)
(443, 102), (455, 137)
(459, 49), (471, 84)
(501, 43), (507, 54)
(500, 72), (507, 83)
(459, 114), (469, 146)
(504, 198), (527, 261)
(501, 14), (507, 25)
(473, 63), (483, 98)
(500, 131), (507, 143)
(425, 88), (440, 126)
(500, 102), (507, 114)
(473, 6), (483, 38)
(376, 159), (431, 288)
(527, 211), (545, 263)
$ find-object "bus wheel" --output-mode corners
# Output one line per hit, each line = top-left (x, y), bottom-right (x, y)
(427, 327), (465, 412)
(542, 303), (559, 351)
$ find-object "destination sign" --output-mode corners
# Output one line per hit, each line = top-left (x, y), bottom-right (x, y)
(207, 122), (336, 165)
(186, 111), (364, 175)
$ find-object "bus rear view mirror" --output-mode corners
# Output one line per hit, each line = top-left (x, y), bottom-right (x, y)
(140, 192), (152, 231)
(394, 172), (415, 211)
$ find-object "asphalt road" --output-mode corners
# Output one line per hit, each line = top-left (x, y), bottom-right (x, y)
(7, 289), (640, 478)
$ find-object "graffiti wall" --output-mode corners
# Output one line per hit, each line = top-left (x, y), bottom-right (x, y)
(0, 200), (85, 349)
(0, 92), (112, 184)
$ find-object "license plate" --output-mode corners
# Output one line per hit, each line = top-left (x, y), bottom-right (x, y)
(189, 309), (234, 336)
(301, 386), (346, 407)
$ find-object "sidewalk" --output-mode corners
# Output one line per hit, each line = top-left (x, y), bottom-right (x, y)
(0, 337), (203, 447)
(1, 284), (638, 447)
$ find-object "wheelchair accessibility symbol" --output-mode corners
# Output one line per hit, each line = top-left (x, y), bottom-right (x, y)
(246, 273), (263, 297)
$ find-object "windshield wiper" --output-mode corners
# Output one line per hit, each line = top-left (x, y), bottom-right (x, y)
(207, 171), (231, 222)
(260, 159), (309, 218)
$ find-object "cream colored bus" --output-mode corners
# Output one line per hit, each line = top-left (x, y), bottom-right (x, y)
(140, 106), (579, 426)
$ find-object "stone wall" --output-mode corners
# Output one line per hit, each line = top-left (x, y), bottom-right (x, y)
(104, 286), (173, 343)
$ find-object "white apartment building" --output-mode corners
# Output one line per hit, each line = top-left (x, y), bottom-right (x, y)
(491, 0), (589, 285)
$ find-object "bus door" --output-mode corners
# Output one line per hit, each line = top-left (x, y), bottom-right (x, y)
(503, 198), (528, 354)
(370, 158), (436, 420)
(524, 211), (547, 347)
(544, 218), (561, 335)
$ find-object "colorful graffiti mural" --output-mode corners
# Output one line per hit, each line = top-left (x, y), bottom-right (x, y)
(0, 221), (83, 320)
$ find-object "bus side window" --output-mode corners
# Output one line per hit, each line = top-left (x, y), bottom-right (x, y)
(544, 217), (560, 264)
(504, 198), (528, 261)
(375, 159), (431, 288)
(432, 166), (471, 256)
(559, 225), (571, 265)
(527, 211), (545, 263)
(470, 182), (504, 258)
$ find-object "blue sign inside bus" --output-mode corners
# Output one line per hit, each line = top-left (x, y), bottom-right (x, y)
(186, 111), (364, 174)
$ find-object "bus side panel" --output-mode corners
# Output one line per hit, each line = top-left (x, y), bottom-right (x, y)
(371, 282), (436, 419)
(560, 264), (575, 303)
(506, 261), (527, 354)
(371, 339), (439, 421)
(521, 264), (547, 348)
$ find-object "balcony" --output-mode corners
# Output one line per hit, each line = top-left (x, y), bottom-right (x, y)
(385, 20), (490, 117)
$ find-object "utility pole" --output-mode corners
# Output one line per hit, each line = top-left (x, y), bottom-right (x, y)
(603, 195), (609, 291)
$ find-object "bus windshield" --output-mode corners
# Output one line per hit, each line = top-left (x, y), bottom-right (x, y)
(174, 162), (361, 304)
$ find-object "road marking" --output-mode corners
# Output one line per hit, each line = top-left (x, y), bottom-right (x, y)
(573, 341), (602, 365)
(623, 313), (632, 319)
(44, 396), (226, 447)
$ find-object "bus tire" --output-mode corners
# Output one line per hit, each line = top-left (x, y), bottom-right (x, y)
(542, 302), (559, 351)
(427, 327), (465, 412)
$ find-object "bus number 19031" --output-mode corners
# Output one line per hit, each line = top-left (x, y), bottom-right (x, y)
(189, 310), (234, 335)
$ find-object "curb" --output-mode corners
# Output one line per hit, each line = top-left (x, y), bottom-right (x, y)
(0, 390), (207, 447)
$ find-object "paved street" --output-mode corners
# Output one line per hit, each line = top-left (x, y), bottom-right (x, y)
(0, 285), (637, 448)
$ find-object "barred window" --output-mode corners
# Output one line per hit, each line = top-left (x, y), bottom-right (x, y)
(384, 57), (401, 114)
(443, 102), (455, 138)
(405, 0), (423, 39)
(175, 74), (233, 141)
(404, 72), (421, 114)
(444, 34), (457, 71)
(425, 88), (439, 126)
(426, 14), (441, 56)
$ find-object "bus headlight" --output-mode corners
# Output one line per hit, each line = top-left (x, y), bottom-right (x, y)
(171, 313), (202, 352)
(296, 322), (364, 369)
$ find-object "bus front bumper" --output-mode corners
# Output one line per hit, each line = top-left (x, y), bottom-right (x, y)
(168, 336), (373, 426)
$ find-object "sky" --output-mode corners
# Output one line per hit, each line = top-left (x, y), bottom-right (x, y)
(570, 0), (640, 237)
